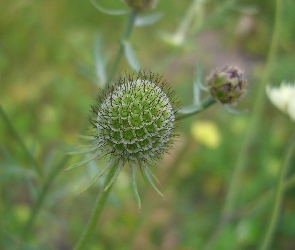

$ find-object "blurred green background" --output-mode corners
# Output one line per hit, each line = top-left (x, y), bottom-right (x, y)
(1, 0), (295, 249)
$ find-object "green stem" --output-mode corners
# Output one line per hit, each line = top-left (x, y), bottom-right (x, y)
(222, 0), (281, 220)
(199, 161), (295, 247)
(16, 9), (138, 241)
(205, 0), (281, 248)
(173, 0), (201, 43)
(259, 134), (295, 250)
(0, 105), (44, 179)
(106, 9), (137, 85)
(176, 96), (216, 120)
(233, 170), (295, 220)
(74, 161), (117, 250)
(19, 155), (70, 241)
(74, 11), (138, 246)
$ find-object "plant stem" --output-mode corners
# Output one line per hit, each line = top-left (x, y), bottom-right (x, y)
(0, 105), (44, 179)
(19, 155), (70, 241)
(74, 161), (117, 250)
(74, 11), (138, 247)
(259, 133), (295, 250)
(106, 9), (137, 85)
(233, 169), (295, 220)
(176, 96), (216, 120)
(205, 0), (281, 248)
(222, 0), (281, 221)
(172, 0), (203, 45)
(17, 9), (138, 242)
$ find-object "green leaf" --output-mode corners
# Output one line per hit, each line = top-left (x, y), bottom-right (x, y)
(135, 12), (164, 26)
(94, 34), (108, 87)
(223, 104), (248, 115)
(77, 63), (98, 86)
(77, 134), (95, 140)
(104, 161), (124, 191)
(177, 103), (202, 115)
(90, 0), (128, 15)
(124, 41), (140, 71)
(140, 165), (164, 199)
(130, 162), (141, 209)
(79, 163), (112, 194)
(63, 152), (100, 172)
(193, 62), (202, 105)
(144, 164), (161, 185)
(67, 147), (97, 155)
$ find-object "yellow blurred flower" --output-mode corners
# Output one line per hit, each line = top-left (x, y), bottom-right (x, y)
(266, 82), (295, 121)
(191, 120), (221, 148)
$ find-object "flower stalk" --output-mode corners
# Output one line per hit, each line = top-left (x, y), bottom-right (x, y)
(222, 0), (281, 222)
(0, 105), (44, 179)
(74, 160), (118, 250)
(204, 0), (282, 248)
(259, 133), (295, 250)
(106, 9), (138, 85)
(176, 96), (216, 120)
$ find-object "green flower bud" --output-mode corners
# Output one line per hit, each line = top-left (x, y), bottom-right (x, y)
(66, 71), (177, 207)
(207, 66), (247, 104)
(91, 70), (176, 164)
(124, 0), (159, 11)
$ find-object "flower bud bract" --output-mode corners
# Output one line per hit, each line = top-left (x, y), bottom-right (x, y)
(91, 71), (176, 164)
(207, 66), (247, 104)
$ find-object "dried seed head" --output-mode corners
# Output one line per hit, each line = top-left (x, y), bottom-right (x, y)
(207, 66), (247, 104)
(91, 71), (177, 165)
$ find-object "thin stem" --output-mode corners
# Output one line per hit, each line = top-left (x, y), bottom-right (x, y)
(259, 133), (295, 250)
(205, 0), (281, 248)
(74, 161), (118, 250)
(198, 162), (295, 246)
(173, 0), (201, 44)
(233, 170), (295, 220)
(19, 155), (70, 242)
(176, 96), (216, 120)
(106, 9), (137, 85)
(0, 105), (44, 179)
(15, 9), (138, 242)
(222, 0), (281, 221)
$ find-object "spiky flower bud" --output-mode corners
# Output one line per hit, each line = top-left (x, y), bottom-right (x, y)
(66, 71), (177, 208)
(91, 71), (176, 164)
(207, 66), (247, 104)
(124, 0), (159, 11)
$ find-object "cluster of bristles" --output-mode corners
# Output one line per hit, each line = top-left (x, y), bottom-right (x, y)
(90, 71), (178, 165)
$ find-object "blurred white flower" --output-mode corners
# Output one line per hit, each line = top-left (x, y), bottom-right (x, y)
(266, 82), (295, 121)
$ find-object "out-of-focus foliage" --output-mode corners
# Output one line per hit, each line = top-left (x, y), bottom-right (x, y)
(1, 0), (295, 249)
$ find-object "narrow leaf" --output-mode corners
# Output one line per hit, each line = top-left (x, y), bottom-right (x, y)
(194, 62), (208, 92)
(90, 0), (128, 15)
(79, 163), (112, 194)
(27, 176), (38, 201)
(77, 134), (95, 140)
(223, 104), (248, 115)
(67, 147), (97, 155)
(135, 12), (164, 26)
(77, 63), (97, 86)
(193, 62), (202, 104)
(177, 104), (202, 115)
(144, 164), (161, 185)
(124, 42), (140, 71)
(140, 165), (164, 199)
(94, 34), (108, 87)
(104, 161), (124, 191)
(130, 163), (141, 209)
(63, 152), (100, 172)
